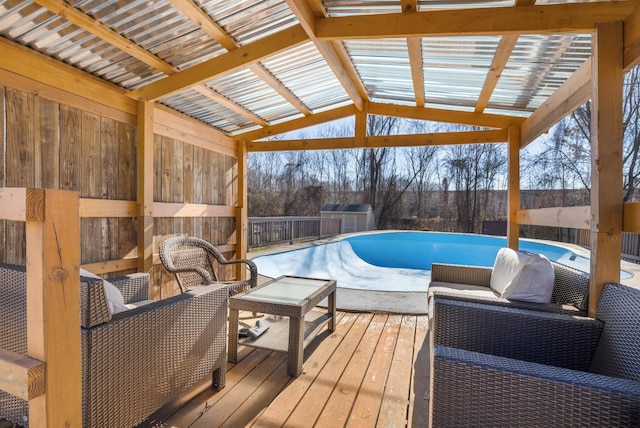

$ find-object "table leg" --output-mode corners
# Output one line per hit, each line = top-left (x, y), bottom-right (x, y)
(228, 308), (239, 363)
(288, 316), (305, 376)
(328, 290), (336, 332)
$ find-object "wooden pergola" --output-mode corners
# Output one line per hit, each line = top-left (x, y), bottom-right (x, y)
(0, 0), (639, 425)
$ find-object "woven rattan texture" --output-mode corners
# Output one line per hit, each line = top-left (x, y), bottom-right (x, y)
(430, 282), (640, 427)
(589, 283), (640, 381)
(433, 345), (640, 427)
(160, 236), (257, 294)
(0, 263), (228, 427)
(430, 260), (590, 315)
(433, 298), (603, 370)
(431, 263), (492, 287)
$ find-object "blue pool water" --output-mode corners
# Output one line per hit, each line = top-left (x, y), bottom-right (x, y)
(253, 231), (631, 292)
(346, 232), (570, 270)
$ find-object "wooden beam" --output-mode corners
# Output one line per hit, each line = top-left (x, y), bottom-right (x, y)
(236, 140), (249, 280)
(516, 206), (591, 229)
(137, 101), (154, 274)
(152, 202), (236, 218)
(249, 129), (507, 151)
(354, 110), (367, 147)
(153, 104), (236, 156)
(520, 58), (592, 146)
(128, 25), (309, 101)
(406, 38), (425, 107)
(624, 4), (640, 71)
(286, 0), (367, 111)
(0, 349), (45, 401)
(623, 202), (640, 233)
(402, 0), (425, 107)
(368, 102), (524, 129)
(0, 188), (29, 221)
(237, 104), (357, 142)
(589, 22), (624, 317)
(0, 38), (136, 116)
(32, 0), (175, 75)
(170, 0), (311, 116)
(475, 0), (536, 113)
(507, 126), (520, 250)
(26, 189), (81, 427)
(366, 129), (507, 147)
(79, 199), (137, 218)
(476, 36), (519, 113)
(81, 258), (138, 276)
(316, 3), (637, 39)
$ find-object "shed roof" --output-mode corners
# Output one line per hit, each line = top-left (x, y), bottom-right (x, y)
(1, 1), (636, 142)
(321, 204), (372, 213)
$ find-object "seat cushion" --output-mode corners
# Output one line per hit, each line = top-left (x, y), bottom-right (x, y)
(429, 281), (499, 300)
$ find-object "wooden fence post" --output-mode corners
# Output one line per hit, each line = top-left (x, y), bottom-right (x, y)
(26, 189), (81, 427)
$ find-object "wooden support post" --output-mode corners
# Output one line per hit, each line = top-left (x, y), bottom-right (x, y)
(236, 139), (248, 280)
(26, 189), (81, 427)
(137, 101), (154, 276)
(507, 126), (520, 250)
(589, 22), (624, 317)
(354, 109), (367, 148)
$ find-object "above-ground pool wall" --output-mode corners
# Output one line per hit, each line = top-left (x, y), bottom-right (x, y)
(0, 40), (242, 300)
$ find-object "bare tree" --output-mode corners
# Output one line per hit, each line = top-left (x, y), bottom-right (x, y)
(445, 143), (506, 233)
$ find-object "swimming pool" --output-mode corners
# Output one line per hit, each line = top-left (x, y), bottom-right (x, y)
(252, 231), (631, 292)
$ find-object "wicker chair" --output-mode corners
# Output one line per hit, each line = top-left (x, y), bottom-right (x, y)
(0, 263), (228, 428)
(160, 235), (258, 295)
(428, 259), (590, 315)
(430, 282), (640, 427)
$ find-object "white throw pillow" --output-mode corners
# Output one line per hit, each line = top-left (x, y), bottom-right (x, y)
(501, 254), (555, 303)
(80, 268), (128, 315)
(489, 248), (531, 294)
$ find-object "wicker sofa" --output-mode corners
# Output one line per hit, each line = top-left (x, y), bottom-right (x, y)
(428, 259), (590, 315)
(430, 282), (640, 427)
(0, 262), (228, 428)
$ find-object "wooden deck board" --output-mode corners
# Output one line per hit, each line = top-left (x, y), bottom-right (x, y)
(146, 310), (430, 427)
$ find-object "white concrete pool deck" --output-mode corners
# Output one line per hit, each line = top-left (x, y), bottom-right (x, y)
(248, 233), (640, 314)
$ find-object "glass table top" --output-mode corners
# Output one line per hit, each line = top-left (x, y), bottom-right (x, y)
(237, 276), (333, 305)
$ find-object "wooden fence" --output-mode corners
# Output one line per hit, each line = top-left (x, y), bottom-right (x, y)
(575, 229), (640, 262)
(248, 217), (341, 248)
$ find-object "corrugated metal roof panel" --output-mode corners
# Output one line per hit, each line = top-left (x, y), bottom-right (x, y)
(198, 0), (298, 45)
(423, 36), (501, 108)
(160, 88), (255, 134)
(261, 42), (351, 112)
(490, 34), (591, 112)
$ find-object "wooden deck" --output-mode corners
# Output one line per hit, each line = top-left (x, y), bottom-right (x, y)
(143, 311), (430, 427)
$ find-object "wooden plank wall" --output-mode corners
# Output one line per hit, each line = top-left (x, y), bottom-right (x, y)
(0, 86), (138, 268)
(0, 79), (239, 300)
(152, 134), (238, 300)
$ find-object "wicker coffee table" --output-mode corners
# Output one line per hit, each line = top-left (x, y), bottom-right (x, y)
(228, 275), (337, 376)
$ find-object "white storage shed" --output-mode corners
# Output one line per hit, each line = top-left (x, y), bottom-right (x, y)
(320, 204), (375, 234)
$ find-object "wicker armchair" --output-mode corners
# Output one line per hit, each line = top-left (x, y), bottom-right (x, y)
(160, 235), (258, 295)
(428, 259), (590, 315)
(430, 283), (640, 427)
(0, 263), (228, 428)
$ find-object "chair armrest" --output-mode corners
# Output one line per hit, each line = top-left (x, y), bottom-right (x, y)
(81, 283), (229, 427)
(215, 258), (258, 288)
(431, 263), (492, 287)
(110, 273), (150, 304)
(432, 298), (603, 370)
(432, 346), (640, 428)
(79, 276), (112, 328)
